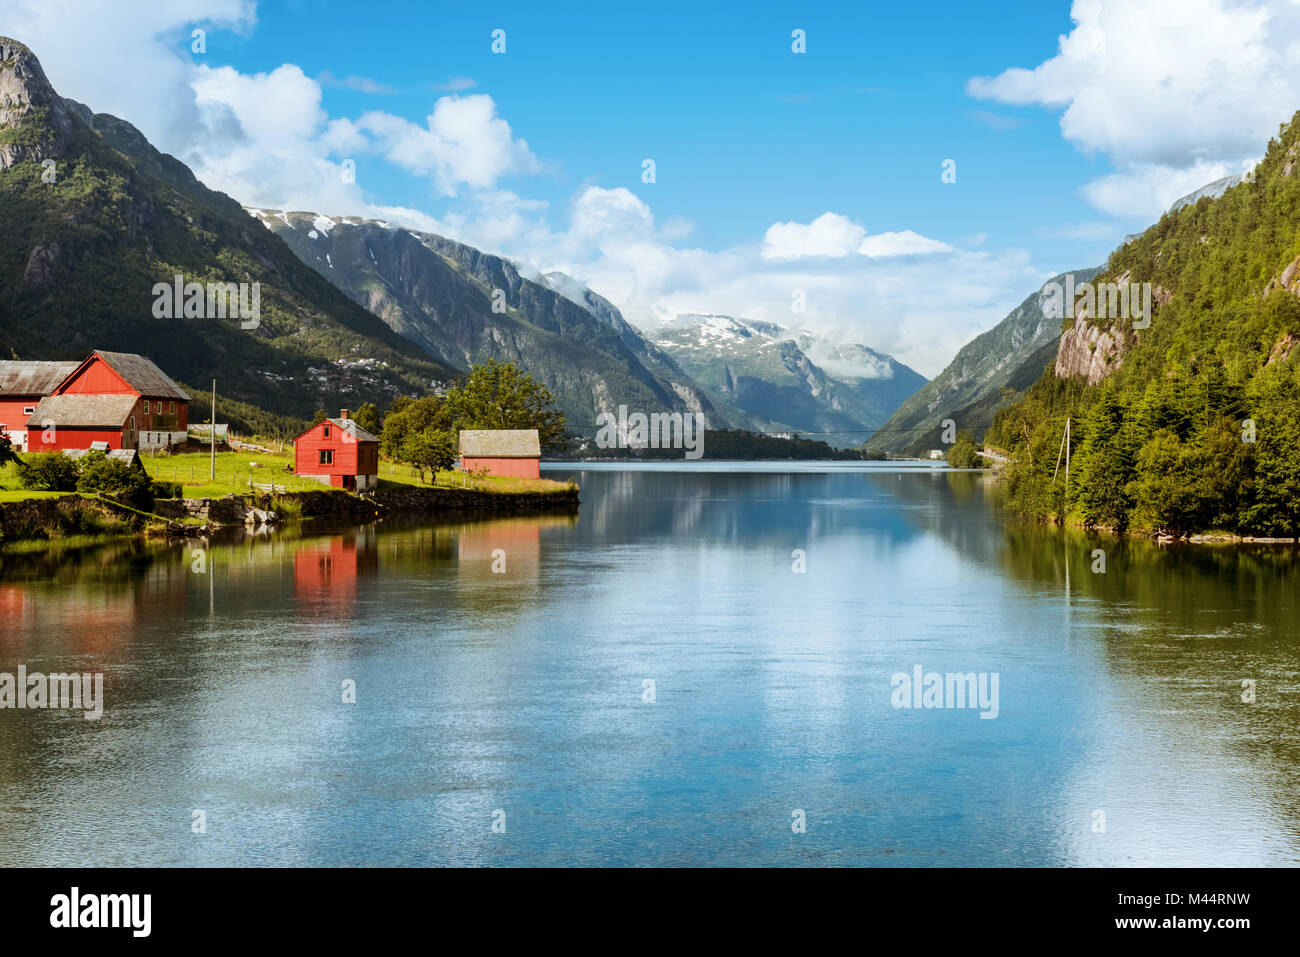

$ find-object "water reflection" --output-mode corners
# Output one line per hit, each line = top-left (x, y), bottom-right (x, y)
(0, 464), (1296, 865)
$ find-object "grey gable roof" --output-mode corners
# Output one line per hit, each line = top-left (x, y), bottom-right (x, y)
(329, 418), (379, 443)
(94, 351), (190, 401)
(459, 429), (541, 457)
(0, 360), (80, 396)
(32, 394), (139, 428)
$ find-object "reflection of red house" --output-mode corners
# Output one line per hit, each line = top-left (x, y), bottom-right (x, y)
(293, 410), (379, 492)
(0, 584), (26, 623)
(458, 519), (542, 563)
(459, 430), (540, 479)
(27, 351), (190, 452)
(294, 536), (359, 598)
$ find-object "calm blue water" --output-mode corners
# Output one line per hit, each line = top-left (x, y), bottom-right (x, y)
(1, 462), (1297, 866)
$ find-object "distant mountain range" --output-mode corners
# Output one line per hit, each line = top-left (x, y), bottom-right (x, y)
(254, 210), (930, 441)
(249, 209), (728, 430)
(0, 37), (459, 425)
(863, 267), (1102, 456)
(0, 34), (945, 443)
(652, 314), (926, 447)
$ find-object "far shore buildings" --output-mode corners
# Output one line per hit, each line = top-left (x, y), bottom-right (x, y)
(0, 351), (189, 452)
(459, 429), (541, 479)
(293, 410), (380, 492)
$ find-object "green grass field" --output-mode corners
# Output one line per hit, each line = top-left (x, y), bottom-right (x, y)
(0, 462), (67, 501)
(0, 447), (575, 504)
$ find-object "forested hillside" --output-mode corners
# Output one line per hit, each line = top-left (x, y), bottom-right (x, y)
(989, 112), (1300, 536)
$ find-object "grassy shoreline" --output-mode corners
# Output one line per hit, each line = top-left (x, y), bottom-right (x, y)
(0, 449), (578, 548)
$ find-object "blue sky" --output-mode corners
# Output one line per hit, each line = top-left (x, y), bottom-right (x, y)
(206, 0), (1112, 265)
(9, 0), (1295, 375)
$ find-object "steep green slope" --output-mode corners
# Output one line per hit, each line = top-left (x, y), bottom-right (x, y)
(253, 210), (726, 430)
(863, 267), (1101, 456)
(989, 111), (1300, 535)
(0, 37), (459, 419)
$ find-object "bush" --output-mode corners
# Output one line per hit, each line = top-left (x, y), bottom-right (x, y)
(151, 479), (184, 500)
(19, 453), (80, 491)
(947, 432), (981, 468)
(402, 429), (457, 480)
(75, 452), (154, 509)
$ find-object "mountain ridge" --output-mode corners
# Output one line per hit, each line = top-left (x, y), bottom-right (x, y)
(0, 36), (461, 422)
(250, 208), (730, 430)
(863, 266), (1102, 456)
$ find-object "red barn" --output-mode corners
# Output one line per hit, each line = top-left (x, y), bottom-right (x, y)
(293, 410), (380, 492)
(0, 360), (79, 451)
(459, 429), (541, 479)
(28, 351), (189, 452)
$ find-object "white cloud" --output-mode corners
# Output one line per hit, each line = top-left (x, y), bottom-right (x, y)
(5, 0), (539, 214)
(2, 0), (1049, 377)
(351, 94), (541, 196)
(318, 70), (396, 95)
(859, 230), (955, 257)
(968, 0), (1300, 217)
(570, 187), (657, 244)
(194, 63), (324, 149)
(433, 77), (476, 93)
(5, 0), (256, 152)
(1081, 161), (1236, 219)
(762, 212), (867, 260)
(447, 192), (1038, 378)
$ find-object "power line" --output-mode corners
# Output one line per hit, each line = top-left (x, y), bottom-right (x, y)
(577, 425), (947, 435)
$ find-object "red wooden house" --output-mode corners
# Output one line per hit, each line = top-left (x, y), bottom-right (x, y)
(293, 410), (380, 492)
(28, 351), (189, 452)
(459, 429), (541, 479)
(0, 360), (79, 451)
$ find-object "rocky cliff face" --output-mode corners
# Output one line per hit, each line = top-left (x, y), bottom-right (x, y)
(1052, 270), (1171, 384)
(1054, 319), (1128, 384)
(0, 37), (78, 169)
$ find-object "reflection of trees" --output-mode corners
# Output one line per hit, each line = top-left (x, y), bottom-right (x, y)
(994, 515), (1300, 849)
(877, 467), (1300, 851)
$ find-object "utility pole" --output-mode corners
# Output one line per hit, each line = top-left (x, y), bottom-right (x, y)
(210, 379), (216, 481)
(1052, 417), (1067, 484)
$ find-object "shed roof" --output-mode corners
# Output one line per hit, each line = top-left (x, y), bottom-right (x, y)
(90, 351), (190, 400)
(62, 447), (143, 468)
(32, 393), (138, 428)
(0, 360), (80, 396)
(459, 429), (540, 458)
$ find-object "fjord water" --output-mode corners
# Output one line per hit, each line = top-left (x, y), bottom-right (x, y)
(1, 463), (1297, 866)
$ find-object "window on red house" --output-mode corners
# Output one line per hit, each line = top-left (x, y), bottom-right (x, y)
(320, 449), (333, 465)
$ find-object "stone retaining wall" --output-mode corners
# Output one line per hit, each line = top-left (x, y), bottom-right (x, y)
(1, 484), (578, 543)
